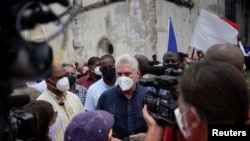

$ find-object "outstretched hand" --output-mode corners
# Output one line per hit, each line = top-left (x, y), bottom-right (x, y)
(142, 105), (164, 141)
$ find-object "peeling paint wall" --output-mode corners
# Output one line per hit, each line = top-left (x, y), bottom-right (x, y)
(46, 0), (220, 64)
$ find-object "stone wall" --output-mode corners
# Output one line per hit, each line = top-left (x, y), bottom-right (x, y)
(33, 0), (222, 65)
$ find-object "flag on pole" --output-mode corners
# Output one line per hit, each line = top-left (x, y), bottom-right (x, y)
(239, 41), (247, 56)
(167, 17), (178, 52)
(189, 9), (239, 52)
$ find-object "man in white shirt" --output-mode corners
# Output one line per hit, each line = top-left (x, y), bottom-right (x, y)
(84, 54), (116, 111)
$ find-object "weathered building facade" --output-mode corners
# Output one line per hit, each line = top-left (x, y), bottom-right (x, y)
(28, 0), (249, 65)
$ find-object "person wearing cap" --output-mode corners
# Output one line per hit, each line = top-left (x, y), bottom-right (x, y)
(64, 110), (114, 141)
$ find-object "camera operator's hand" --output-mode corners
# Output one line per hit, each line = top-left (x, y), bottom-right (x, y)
(110, 137), (122, 141)
(142, 105), (164, 141)
(129, 133), (145, 140)
(142, 105), (158, 128)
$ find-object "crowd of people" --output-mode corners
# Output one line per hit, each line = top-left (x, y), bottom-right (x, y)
(8, 43), (250, 141)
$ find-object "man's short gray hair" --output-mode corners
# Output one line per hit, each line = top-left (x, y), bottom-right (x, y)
(115, 54), (138, 71)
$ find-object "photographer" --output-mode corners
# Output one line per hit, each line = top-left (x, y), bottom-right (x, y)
(145, 51), (181, 77)
(143, 61), (250, 141)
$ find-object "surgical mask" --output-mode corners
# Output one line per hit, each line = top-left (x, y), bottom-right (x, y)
(102, 68), (116, 81)
(48, 77), (70, 92)
(94, 66), (102, 76)
(174, 108), (192, 139)
(83, 66), (89, 72)
(56, 77), (70, 92)
(67, 75), (76, 86)
(48, 118), (59, 139)
(117, 76), (133, 91)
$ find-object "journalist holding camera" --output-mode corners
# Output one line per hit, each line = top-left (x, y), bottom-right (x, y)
(143, 60), (250, 141)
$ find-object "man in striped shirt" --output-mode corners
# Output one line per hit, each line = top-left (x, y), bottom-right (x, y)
(64, 65), (87, 106)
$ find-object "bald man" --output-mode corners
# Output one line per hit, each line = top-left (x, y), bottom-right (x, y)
(37, 64), (84, 141)
(205, 43), (244, 71)
(205, 43), (250, 119)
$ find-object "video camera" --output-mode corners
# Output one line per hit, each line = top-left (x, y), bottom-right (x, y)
(139, 68), (182, 127)
(5, 109), (36, 141)
(0, 0), (72, 140)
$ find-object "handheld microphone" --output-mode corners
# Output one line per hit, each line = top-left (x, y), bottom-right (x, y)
(59, 101), (64, 106)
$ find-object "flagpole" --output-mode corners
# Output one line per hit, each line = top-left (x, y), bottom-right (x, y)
(239, 41), (247, 56)
(167, 17), (170, 51)
(191, 47), (195, 59)
(186, 46), (191, 55)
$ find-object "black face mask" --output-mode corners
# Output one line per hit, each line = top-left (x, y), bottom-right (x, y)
(101, 68), (116, 81)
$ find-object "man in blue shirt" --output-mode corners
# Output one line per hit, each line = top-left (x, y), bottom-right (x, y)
(97, 54), (153, 140)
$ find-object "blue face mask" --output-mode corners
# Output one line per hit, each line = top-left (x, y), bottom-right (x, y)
(101, 68), (116, 81)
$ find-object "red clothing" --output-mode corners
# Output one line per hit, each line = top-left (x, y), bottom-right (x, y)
(163, 128), (178, 141)
(77, 74), (97, 89)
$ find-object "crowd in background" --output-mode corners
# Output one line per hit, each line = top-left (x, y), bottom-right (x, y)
(9, 43), (250, 141)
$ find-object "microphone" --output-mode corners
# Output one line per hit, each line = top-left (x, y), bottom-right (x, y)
(59, 101), (64, 106)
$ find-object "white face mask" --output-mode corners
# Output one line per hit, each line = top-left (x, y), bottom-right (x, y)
(94, 66), (102, 76)
(56, 77), (70, 92)
(117, 76), (133, 91)
(83, 66), (89, 71)
(48, 118), (59, 138)
(174, 108), (192, 139)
